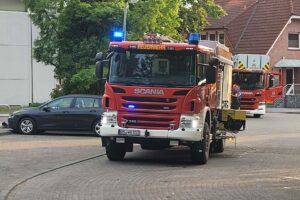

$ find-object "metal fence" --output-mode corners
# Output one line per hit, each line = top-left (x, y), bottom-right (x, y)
(285, 84), (300, 95)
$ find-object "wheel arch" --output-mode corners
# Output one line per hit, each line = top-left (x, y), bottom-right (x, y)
(91, 117), (102, 130)
(202, 107), (211, 128)
(18, 115), (37, 126)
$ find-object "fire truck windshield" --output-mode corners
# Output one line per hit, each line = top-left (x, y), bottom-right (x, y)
(234, 72), (264, 90)
(108, 50), (195, 87)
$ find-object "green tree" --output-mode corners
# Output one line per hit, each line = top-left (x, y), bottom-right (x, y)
(24, 0), (225, 98)
(178, 0), (225, 36)
(25, 0), (123, 97)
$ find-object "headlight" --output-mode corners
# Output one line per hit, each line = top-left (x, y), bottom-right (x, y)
(180, 115), (201, 129)
(101, 111), (117, 125)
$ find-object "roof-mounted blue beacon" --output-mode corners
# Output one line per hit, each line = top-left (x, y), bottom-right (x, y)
(188, 33), (201, 45)
(112, 31), (124, 42)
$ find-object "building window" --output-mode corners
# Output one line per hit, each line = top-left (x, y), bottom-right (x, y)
(209, 34), (216, 41)
(219, 33), (225, 44)
(288, 33), (299, 48)
(201, 35), (207, 40)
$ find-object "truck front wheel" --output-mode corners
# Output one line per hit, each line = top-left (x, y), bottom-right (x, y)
(106, 140), (126, 161)
(190, 122), (210, 165)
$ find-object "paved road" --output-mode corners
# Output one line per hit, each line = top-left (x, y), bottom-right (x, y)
(0, 113), (299, 200)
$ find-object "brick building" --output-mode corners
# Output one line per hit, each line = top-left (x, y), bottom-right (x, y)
(202, 0), (300, 94)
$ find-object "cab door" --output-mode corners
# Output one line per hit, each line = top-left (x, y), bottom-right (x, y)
(266, 72), (283, 104)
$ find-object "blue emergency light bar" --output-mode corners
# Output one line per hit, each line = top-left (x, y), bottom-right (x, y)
(188, 33), (201, 45)
(112, 31), (124, 42)
(128, 104), (136, 109)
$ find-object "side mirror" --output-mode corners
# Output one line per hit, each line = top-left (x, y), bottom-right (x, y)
(96, 61), (104, 80)
(95, 52), (103, 62)
(42, 106), (50, 112)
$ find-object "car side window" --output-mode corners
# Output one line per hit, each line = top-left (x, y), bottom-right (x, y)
(75, 98), (101, 109)
(47, 98), (73, 110)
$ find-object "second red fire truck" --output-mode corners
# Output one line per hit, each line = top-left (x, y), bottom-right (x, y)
(96, 33), (246, 164)
(233, 54), (283, 118)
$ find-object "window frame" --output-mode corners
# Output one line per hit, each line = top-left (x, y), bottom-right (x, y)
(74, 97), (102, 109)
(209, 34), (216, 41)
(288, 33), (300, 49)
(219, 33), (225, 44)
(45, 97), (74, 110)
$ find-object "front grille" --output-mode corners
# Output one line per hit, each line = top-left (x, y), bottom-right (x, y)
(118, 113), (179, 130)
(123, 103), (175, 110)
(241, 102), (255, 105)
(241, 98), (256, 101)
(240, 97), (258, 110)
(123, 96), (177, 103)
(122, 96), (178, 112)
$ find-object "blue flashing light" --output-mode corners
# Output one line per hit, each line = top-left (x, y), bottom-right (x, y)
(128, 104), (136, 109)
(112, 31), (124, 42)
(188, 33), (201, 45)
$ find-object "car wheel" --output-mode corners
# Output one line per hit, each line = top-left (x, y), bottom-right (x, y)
(190, 122), (210, 165)
(254, 114), (261, 118)
(92, 119), (101, 136)
(18, 118), (36, 135)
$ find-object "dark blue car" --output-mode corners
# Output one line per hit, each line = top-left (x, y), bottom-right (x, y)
(8, 95), (103, 135)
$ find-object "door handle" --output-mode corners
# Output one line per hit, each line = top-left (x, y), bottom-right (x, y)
(90, 110), (97, 113)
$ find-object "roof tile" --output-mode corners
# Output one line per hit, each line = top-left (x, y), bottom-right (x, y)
(207, 0), (295, 54)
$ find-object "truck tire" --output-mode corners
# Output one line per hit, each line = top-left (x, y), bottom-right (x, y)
(106, 140), (126, 161)
(212, 139), (224, 153)
(190, 122), (210, 165)
(254, 114), (261, 118)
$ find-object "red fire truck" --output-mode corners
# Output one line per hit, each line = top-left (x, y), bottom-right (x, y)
(96, 33), (245, 164)
(233, 54), (283, 118)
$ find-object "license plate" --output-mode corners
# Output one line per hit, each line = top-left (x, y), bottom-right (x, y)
(118, 129), (141, 136)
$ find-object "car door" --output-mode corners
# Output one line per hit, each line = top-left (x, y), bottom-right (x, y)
(72, 97), (102, 130)
(38, 97), (75, 130)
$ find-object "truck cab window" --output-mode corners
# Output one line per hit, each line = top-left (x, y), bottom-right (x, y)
(196, 53), (207, 82)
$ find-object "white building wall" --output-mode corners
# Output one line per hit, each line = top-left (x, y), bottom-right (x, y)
(32, 27), (57, 103)
(0, 11), (56, 106)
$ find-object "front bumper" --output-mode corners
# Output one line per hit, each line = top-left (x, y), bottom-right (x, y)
(8, 116), (18, 130)
(100, 124), (203, 142)
(246, 104), (266, 115)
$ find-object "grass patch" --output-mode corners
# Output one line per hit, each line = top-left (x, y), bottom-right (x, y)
(0, 105), (23, 114)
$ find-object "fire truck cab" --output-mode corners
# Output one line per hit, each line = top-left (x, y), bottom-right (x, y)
(233, 54), (283, 118)
(96, 33), (246, 164)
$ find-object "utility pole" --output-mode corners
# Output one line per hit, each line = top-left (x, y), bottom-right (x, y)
(123, 0), (138, 40)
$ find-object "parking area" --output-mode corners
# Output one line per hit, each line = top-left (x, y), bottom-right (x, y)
(0, 112), (300, 200)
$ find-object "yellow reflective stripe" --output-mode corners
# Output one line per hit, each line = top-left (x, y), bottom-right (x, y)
(238, 62), (245, 70)
(263, 62), (270, 70)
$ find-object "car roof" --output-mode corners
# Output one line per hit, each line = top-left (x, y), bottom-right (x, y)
(59, 94), (102, 98)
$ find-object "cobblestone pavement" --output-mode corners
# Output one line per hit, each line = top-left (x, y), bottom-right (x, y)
(1, 113), (300, 200)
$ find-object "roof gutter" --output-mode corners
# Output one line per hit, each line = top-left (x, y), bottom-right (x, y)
(267, 15), (300, 55)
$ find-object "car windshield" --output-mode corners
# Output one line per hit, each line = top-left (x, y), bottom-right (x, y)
(234, 72), (264, 90)
(108, 50), (195, 87)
